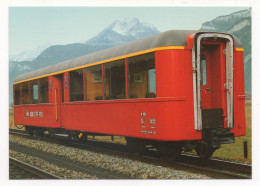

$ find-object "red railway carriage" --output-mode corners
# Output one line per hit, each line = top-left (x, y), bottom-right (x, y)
(13, 30), (246, 159)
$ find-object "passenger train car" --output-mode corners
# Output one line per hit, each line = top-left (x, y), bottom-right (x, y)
(13, 30), (246, 159)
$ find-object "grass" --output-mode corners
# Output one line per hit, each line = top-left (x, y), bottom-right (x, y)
(212, 128), (251, 163)
(9, 100), (252, 163)
(212, 100), (252, 163)
(88, 136), (127, 144)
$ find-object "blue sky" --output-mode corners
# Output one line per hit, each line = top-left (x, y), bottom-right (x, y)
(9, 7), (248, 55)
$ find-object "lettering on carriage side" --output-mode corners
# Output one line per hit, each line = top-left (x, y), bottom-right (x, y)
(24, 110), (30, 118)
(140, 118), (146, 124)
(34, 111), (39, 117)
(139, 112), (157, 135)
(24, 110), (43, 118)
(149, 118), (156, 124)
(39, 111), (43, 117)
(141, 129), (157, 135)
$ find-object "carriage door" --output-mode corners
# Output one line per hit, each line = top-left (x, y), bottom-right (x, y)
(200, 48), (225, 129)
(193, 33), (234, 130)
(53, 74), (64, 127)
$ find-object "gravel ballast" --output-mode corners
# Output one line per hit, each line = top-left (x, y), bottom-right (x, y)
(10, 150), (97, 179)
(9, 134), (211, 179)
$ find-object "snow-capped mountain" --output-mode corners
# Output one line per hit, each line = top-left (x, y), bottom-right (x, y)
(85, 18), (160, 46)
(10, 43), (52, 62)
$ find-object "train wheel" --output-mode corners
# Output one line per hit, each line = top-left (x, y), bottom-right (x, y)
(32, 128), (43, 139)
(195, 142), (215, 160)
(27, 127), (44, 139)
(157, 142), (182, 160)
(48, 129), (55, 138)
(34, 129), (44, 139)
(69, 131), (77, 141)
(26, 127), (34, 137)
(126, 138), (145, 155)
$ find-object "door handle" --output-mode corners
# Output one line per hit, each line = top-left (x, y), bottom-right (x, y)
(205, 87), (211, 94)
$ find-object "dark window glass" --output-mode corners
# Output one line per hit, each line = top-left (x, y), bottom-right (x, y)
(29, 80), (38, 104)
(21, 82), (29, 104)
(14, 84), (20, 105)
(127, 53), (156, 99)
(70, 69), (83, 101)
(104, 60), (125, 100)
(84, 65), (103, 101)
(39, 77), (49, 103)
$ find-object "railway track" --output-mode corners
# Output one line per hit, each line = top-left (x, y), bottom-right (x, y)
(179, 154), (251, 178)
(79, 140), (252, 179)
(9, 157), (62, 179)
(9, 129), (251, 179)
(9, 142), (131, 179)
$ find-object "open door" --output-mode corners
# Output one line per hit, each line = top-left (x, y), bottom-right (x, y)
(193, 33), (234, 131)
(200, 46), (226, 129)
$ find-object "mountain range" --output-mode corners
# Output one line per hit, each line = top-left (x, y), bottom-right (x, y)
(200, 9), (251, 97)
(9, 10), (251, 105)
(9, 43), (52, 62)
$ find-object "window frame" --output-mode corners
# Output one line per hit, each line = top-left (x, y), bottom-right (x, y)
(39, 77), (49, 103)
(14, 83), (21, 105)
(104, 59), (126, 100)
(84, 65), (103, 101)
(69, 68), (84, 102)
(127, 52), (156, 99)
(29, 79), (39, 104)
(21, 82), (29, 104)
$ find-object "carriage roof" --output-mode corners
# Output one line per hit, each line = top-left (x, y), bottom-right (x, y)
(13, 30), (242, 83)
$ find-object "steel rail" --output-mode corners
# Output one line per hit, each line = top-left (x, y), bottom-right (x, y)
(64, 139), (252, 179)
(180, 153), (252, 177)
(9, 157), (62, 179)
(9, 129), (252, 179)
(9, 129), (28, 136)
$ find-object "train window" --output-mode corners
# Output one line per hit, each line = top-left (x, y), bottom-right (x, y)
(84, 65), (103, 101)
(104, 60), (125, 100)
(14, 84), (20, 105)
(70, 69), (84, 102)
(29, 80), (38, 104)
(127, 53), (156, 98)
(200, 55), (207, 85)
(21, 82), (29, 104)
(39, 77), (49, 103)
